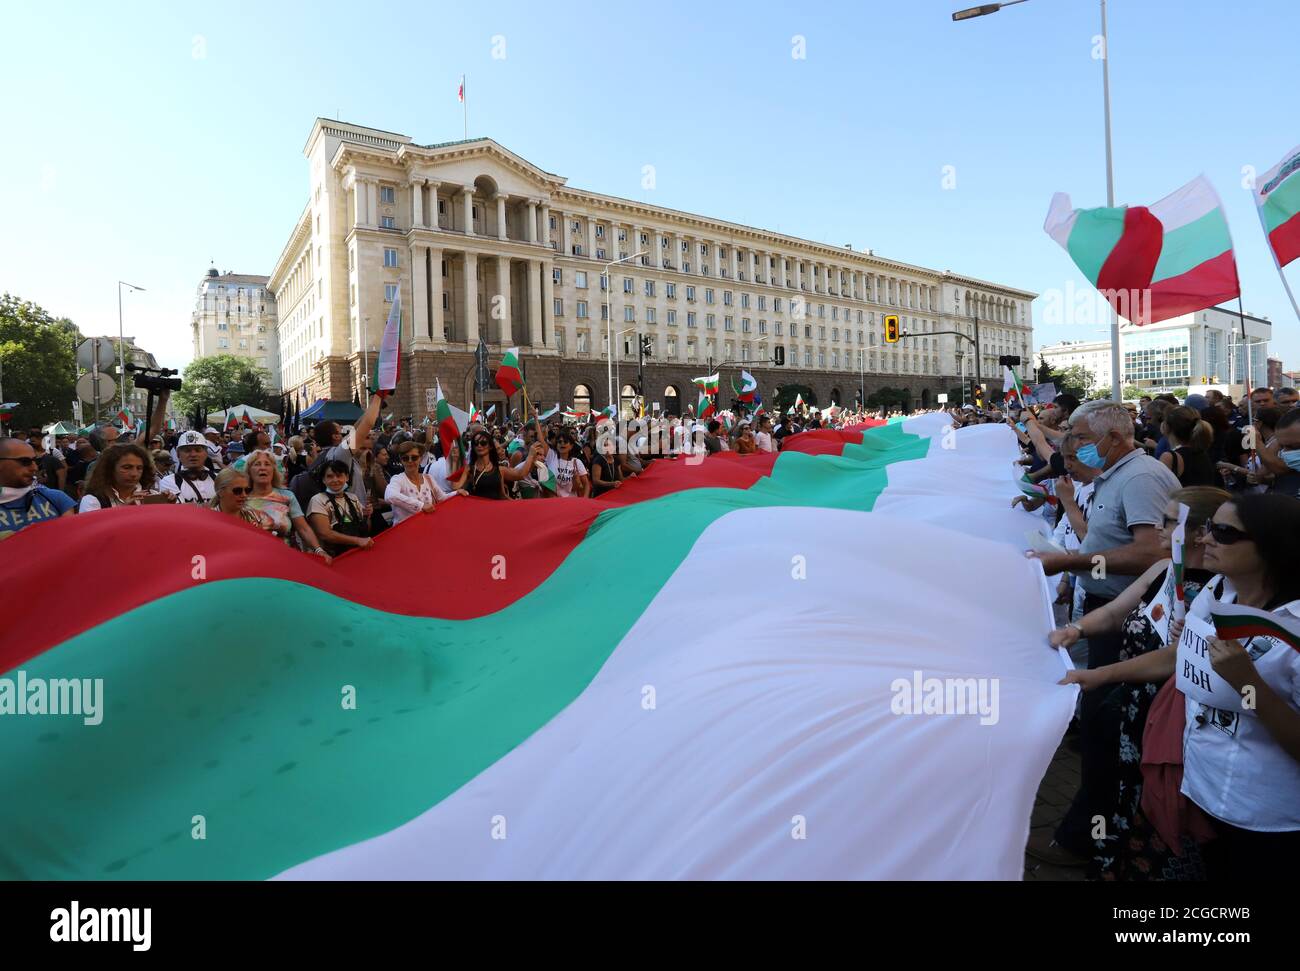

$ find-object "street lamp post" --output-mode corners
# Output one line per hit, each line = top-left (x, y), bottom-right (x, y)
(604, 251), (647, 408)
(953, 0), (1121, 401)
(117, 280), (146, 413)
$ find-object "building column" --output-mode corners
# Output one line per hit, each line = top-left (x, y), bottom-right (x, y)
(411, 243), (430, 347)
(655, 230), (665, 268)
(585, 218), (595, 258)
(351, 179), (365, 227)
(540, 257), (554, 347)
(528, 259), (543, 347)
(412, 180), (424, 229)
(365, 181), (378, 228)
(525, 200), (538, 244)
(729, 246), (739, 280)
(429, 248), (445, 345)
(795, 260), (804, 291)
(540, 202), (551, 251)
(560, 209), (570, 256)
(463, 251), (479, 343)
(496, 194), (508, 241)
(495, 255), (512, 344)
(462, 186), (476, 237)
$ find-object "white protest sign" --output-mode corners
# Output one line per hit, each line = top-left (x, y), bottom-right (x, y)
(1141, 564), (1177, 646)
(425, 388), (436, 412)
(1176, 613), (1247, 712)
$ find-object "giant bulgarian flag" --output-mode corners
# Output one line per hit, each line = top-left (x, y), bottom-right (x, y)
(1044, 174), (1240, 325)
(0, 414), (1076, 880)
(1253, 144), (1300, 269)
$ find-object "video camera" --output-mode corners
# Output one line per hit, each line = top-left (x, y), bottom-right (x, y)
(127, 363), (183, 393)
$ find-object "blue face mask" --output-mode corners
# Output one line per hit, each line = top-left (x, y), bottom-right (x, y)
(1282, 449), (1300, 472)
(1076, 442), (1107, 470)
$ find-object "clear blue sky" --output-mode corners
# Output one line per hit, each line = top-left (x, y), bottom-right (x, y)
(2, 0), (1297, 375)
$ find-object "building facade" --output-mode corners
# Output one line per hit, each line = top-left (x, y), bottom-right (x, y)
(1036, 338), (1114, 395)
(192, 269), (279, 387)
(270, 119), (1036, 417)
(1039, 307), (1272, 396)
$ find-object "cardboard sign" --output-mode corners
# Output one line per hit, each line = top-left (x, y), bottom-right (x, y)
(425, 388), (436, 412)
(1176, 613), (1248, 712)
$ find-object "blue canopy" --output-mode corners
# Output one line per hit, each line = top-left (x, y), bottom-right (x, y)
(299, 399), (363, 423)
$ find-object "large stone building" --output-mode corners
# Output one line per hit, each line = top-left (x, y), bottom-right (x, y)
(192, 268), (279, 387)
(270, 119), (1035, 417)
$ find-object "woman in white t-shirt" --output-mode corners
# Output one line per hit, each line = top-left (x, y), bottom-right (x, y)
(386, 440), (460, 525)
(78, 442), (172, 513)
(1177, 493), (1300, 879)
(547, 431), (589, 498)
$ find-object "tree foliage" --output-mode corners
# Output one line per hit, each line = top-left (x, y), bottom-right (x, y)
(173, 355), (276, 418)
(0, 293), (81, 429)
(774, 383), (816, 412)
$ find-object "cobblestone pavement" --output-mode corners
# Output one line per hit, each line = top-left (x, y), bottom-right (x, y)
(1024, 734), (1087, 881)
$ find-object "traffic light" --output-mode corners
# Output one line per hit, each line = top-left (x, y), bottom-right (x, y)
(773, 346), (785, 366)
(884, 314), (900, 344)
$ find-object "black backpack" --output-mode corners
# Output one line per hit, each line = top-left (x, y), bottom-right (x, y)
(290, 450), (340, 511)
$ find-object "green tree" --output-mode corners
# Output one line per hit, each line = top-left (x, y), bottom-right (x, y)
(774, 383), (816, 412)
(0, 293), (81, 429)
(174, 355), (275, 419)
(1056, 364), (1096, 397)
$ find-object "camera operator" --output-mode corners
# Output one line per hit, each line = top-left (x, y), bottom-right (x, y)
(158, 430), (218, 505)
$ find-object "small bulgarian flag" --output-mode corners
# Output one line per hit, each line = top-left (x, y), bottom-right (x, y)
(165, 417), (177, 432)
(537, 403), (561, 423)
(496, 347), (524, 397)
(595, 405), (617, 424)
(435, 380), (469, 460)
(533, 459), (557, 494)
(242, 408), (256, 429)
(1252, 143), (1300, 270)
(224, 410), (239, 432)
(692, 372), (719, 396)
(1209, 605), (1300, 654)
(562, 409), (584, 421)
(731, 370), (758, 403)
(468, 403), (484, 424)
(0, 402), (17, 422)
(485, 404), (496, 421)
(1018, 474), (1057, 507)
(1003, 366), (1031, 404)
(117, 407), (136, 430)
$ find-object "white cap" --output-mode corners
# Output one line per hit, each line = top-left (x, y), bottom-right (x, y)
(204, 426), (220, 435)
(177, 430), (207, 448)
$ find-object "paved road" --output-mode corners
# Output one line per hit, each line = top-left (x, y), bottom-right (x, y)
(1025, 734), (1086, 881)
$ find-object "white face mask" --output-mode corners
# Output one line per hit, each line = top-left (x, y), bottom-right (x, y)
(325, 483), (347, 495)
(0, 484), (35, 504)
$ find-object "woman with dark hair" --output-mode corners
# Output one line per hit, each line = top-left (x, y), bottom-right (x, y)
(307, 459), (373, 556)
(385, 439), (461, 524)
(548, 431), (589, 498)
(78, 442), (172, 512)
(1052, 486), (1230, 878)
(450, 430), (540, 500)
(1198, 405), (1232, 468)
(1159, 406), (1215, 487)
(364, 444), (392, 533)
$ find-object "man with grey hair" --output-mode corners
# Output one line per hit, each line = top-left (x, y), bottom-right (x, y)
(1027, 398), (1180, 867)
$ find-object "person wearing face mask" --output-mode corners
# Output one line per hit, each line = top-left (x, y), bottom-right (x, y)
(307, 459), (374, 556)
(1258, 408), (1300, 498)
(158, 430), (218, 505)
(0, 437), (76, 540)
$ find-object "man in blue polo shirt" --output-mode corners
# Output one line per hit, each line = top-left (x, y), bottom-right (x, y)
(0, 437), (75, 540)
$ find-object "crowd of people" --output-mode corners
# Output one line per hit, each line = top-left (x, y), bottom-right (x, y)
(0, 390), (927, 548)
(990, 386), (1300, 881)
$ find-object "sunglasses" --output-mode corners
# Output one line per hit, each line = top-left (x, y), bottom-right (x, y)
(1205, 520), (1251, 545)
(400, 453), (422, 463)
(228, 486), (251, 496)
(0, 456), (36, 466)
(474, 440), (491, 447)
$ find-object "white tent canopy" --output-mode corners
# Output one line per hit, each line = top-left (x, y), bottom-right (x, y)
(207, 404), (279, 425)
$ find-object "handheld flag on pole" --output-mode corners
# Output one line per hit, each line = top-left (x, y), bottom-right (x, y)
(1170, 502), (1190, 625)
(731, 369), (758, 403)
(1209, 604), (1300, 655)
(1044, 174), (1240, 326)
(496, 347), (524, 397)
(1251, 143), (1300, 322)
(1003, 365), (1031, 407)
(374, 289), (402, 394)
(434, 380), (469, 460)
(692, 373), (719, 421)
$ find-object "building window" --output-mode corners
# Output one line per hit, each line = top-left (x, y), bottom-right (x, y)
(723, 316), (734, 332)
(645, 280), (656, 297)
(385, 284), (398, 302)
(554, 298), (564, 316)
(381, 216), (396, 229)
(380, 186), (395, 204)
(601, 304), (609, 320)
(758, 320), (767, 335)
(667, 310), (677, 326)
(666, 282), (676, 299)
(623, 277), (634, 294)
(596, 225), (605, 239)
(740, 293), (750, 309)
(383, 248), (398, 268)
(575, 271), (588, 288)
(687, 312), (697, 328)
(646, 308), (657, 323)
(577, 301), (588, 319)
(723, 291), (733, 306)
(553, 268), (562, 285)
(686, 285), (696, 302)
(624, 306), (635, 322)
(774, 297), (783, 313)
(218, 338), (229, 348)
(577, 331), (589, 353)
(705, 288), (715, 304)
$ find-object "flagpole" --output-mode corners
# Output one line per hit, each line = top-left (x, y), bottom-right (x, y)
(462, 74), (467, 140)
(1252, 197), (1300, 324)
(1235, 296), (1256, 427)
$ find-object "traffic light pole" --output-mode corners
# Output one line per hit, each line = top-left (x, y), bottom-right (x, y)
(902, 315), (982, 401)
